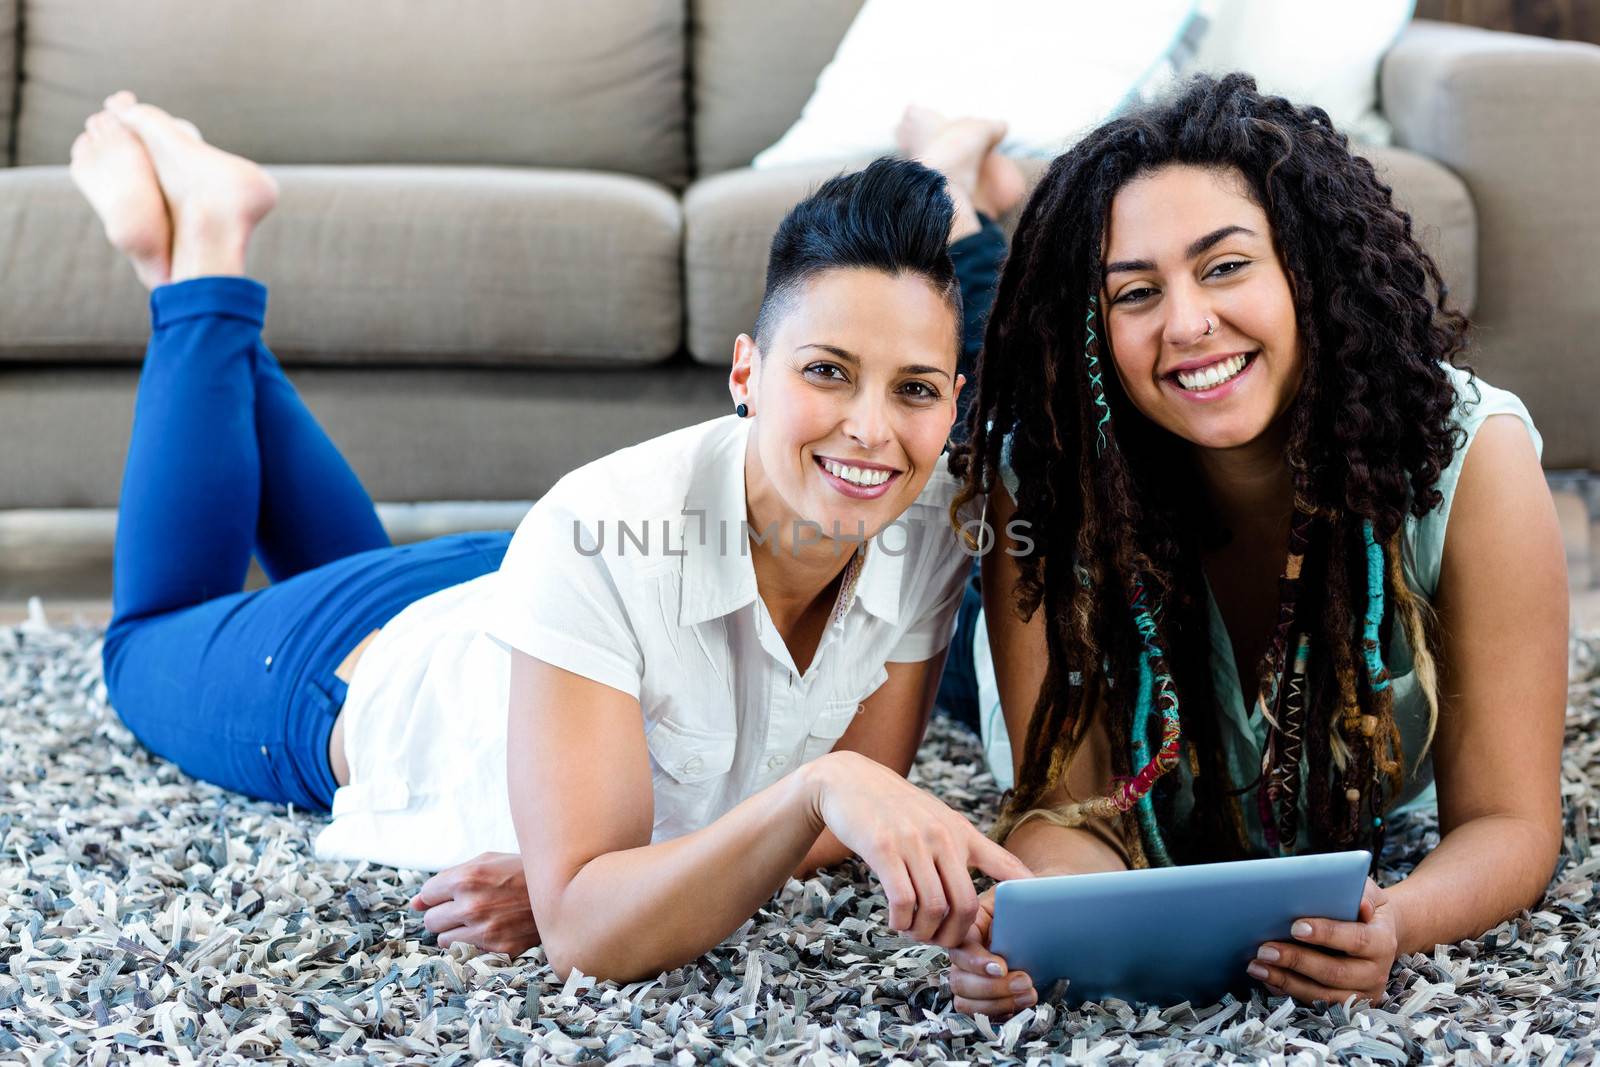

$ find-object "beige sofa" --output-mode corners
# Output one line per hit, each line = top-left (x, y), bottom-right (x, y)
(0, 1), (1596, 514)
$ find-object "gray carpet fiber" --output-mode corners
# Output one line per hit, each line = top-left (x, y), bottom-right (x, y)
(2, 610), (1597, 1065)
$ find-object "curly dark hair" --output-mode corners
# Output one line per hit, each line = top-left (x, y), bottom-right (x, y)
(950, 73), (1471, 865)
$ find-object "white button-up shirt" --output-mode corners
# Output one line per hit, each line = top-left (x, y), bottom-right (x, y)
(315, 416), (977, 870)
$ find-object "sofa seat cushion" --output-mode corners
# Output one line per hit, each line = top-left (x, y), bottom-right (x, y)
(682, 148), (1476, 366)
(0, 166), (683, 367)
(0, 363), (731, 510)
(16, 0), (687, 185)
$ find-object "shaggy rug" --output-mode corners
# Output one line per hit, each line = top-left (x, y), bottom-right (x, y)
(1, 604), (1597, 1065)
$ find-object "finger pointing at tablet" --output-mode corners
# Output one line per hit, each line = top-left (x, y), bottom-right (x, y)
(926, 828), (1031, 946)
(811, 752), (1032, 948)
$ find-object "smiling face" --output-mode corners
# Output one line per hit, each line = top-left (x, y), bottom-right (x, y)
(1100, 164), (1303, 452)
(730, 267), (964, 546)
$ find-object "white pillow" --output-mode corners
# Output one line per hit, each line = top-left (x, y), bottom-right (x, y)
(752, 0), (1200, 169)
(1185, 0), (1415, 144)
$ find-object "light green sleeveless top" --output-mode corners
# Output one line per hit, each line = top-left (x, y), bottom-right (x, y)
(989, 365), (1541, 853)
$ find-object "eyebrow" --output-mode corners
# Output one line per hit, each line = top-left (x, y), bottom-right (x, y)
(795, 343), (952, 380)
(1103, 225), (1257, 276)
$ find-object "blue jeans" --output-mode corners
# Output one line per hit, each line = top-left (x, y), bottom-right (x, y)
(102, 277), (509, 811)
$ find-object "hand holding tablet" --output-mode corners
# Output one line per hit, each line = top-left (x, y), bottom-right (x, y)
(984, 851), (1372, 1007)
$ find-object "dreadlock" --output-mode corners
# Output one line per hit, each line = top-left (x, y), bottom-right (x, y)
(952, 73), (1467, 865)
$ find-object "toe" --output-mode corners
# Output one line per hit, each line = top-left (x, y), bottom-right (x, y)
(132, 102), (182, 137)
(108, 100), (171, 139)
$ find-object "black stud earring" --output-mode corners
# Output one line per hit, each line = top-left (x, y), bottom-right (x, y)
(735, 403), (749, 418)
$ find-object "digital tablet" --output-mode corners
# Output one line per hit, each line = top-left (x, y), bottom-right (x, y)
(989, 850), (1370, 1006)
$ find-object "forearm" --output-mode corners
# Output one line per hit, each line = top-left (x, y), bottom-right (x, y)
(535, 762), (826, 980)
(1386, 813), (1560, 955)
(1003, 815), (1128, 877)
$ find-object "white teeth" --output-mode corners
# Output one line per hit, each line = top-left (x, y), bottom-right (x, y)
(822, 458), (892, 486)
(1175, 354), (1249, 391)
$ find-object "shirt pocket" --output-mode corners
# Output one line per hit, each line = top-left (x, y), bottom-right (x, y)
(644, 717), (737, 835)
(802, 662), (888, 762)
(800, 698), (864, 763)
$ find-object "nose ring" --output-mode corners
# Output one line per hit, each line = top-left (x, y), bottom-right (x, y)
(1204, 317), (1216, 337)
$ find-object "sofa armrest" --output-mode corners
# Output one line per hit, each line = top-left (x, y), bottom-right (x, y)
(1381, 19), (1600, 470)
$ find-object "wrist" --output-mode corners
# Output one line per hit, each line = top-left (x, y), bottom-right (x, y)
(794, 753), (841, 835)
(1385, 879), (1417, 955)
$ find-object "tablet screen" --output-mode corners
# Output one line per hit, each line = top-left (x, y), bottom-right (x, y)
(989, 850), (1370, 1005)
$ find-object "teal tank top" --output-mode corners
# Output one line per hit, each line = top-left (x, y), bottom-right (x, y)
(987, 365), (1542, 853)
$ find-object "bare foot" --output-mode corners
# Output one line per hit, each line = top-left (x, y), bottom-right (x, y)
(69, 111), (172, 290)
(894, 104), (949, 160)
(896, 106), (1026, 226)
(103, 91), (278, 281)
(974, 150), (1026, 222)
(896, 108), (1007, 240)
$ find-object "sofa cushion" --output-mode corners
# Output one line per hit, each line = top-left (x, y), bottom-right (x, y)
(16, 0), (688, 186)
(0, 165), (683, 366)
(691, 0), (863, 177)
(685, 163), (841, 365)
(1360, 144), (1478, 316)
(1384, 21), (1600, 471)
(0, 363), (732, 509)
(683, 148), (1476, 365)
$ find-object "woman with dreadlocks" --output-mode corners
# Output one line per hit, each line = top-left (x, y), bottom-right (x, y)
(940, 74), (1567, 1015)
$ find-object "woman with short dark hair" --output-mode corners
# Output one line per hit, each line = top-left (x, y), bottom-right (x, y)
(70, 92), (1031, 979)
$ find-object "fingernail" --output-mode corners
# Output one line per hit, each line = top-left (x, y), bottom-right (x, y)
(1292, 921), (1314, 938)
(1009, 974), (1031, 992)
(1014, 990), (1037, 1009)
(1256, 945), (1280, 962)
(1247, 962), (1270, 981)
(985, 962), (1004, 977)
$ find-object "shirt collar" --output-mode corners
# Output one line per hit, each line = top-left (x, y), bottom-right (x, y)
(676, 416), (907, 629)
(678, 417), (759, 627)
(850, 522), (904, 627)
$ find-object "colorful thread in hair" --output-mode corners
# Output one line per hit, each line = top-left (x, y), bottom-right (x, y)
(1083, 297), (1110, 454)
(1103, 578), (1183, 841)
(1361, 521), (1390, 692)
(1080, 289), (1182, 856)
(1254, 509), (1317, 724)
(1257, 510), (1319, 852)
(1273, 633), (1312, 851)
(1129, 649), (1171, 865)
